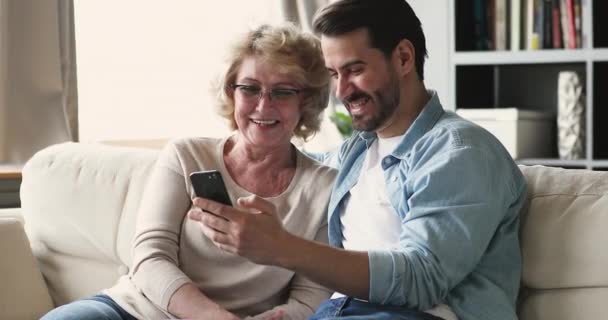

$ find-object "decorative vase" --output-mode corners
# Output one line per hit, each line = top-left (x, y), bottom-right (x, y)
(557, 71), (585, 160)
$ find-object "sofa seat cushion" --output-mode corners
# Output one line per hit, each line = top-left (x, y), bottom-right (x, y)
(518, 287), (608, 320)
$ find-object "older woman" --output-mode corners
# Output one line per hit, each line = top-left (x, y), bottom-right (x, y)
(41, 24), (336, 320)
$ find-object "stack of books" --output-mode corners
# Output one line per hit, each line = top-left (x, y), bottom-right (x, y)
(458, 0), (583, 51)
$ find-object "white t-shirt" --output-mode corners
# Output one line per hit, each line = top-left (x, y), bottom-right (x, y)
(334, 135), (458, 320)
(341, 135), (403, 251)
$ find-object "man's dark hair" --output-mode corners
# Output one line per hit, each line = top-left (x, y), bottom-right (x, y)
(312, 0), (427, 80)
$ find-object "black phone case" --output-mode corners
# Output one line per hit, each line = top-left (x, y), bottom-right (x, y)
(189, 170), (233, 206)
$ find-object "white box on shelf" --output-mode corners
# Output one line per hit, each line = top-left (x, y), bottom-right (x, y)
(456, 108), (554, 159)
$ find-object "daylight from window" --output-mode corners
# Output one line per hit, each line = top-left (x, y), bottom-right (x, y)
(75, 1), (282, 143)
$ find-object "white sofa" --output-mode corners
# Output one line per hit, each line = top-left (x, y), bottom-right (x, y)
(0, 142), (607, 320)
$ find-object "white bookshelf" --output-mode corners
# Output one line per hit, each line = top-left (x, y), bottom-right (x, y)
(591, 49), (608, 61)
(448, 0), (608, 170)
(452, 50), (588, 65)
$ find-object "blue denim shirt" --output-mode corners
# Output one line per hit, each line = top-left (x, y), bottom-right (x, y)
(314, 92), (527, 320)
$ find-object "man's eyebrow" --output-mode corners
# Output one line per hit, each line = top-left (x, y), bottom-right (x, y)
(339, 60), (366, 71)
(327, 60), (367, 73)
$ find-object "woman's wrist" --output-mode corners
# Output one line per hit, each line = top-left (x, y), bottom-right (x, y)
(275, 231), (303, 269)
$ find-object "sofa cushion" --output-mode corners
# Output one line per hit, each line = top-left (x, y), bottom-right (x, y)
(518, 165), (608, 320)
(20, 142), (159, 306)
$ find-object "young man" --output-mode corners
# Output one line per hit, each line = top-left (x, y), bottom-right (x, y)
(191, 1), (527, 319)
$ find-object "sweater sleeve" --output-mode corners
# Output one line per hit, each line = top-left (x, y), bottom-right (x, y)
(130, 142), (193, 311)
(248, 225), (332, 320)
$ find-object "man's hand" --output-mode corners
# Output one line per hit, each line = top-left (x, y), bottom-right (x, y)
(189, 195), (292, 266)
(190, 195), (371, 300)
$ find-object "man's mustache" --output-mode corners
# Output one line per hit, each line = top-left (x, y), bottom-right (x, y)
(343, 92), (371, 105)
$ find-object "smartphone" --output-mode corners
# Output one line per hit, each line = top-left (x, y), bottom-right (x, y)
(189, 170), (233, 206)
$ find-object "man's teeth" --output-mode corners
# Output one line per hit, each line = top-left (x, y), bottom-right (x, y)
(350, 98), (369, 107)
(251, 119), (278, 125)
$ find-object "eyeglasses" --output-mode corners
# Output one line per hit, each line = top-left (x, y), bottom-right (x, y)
(231, 84), (302, 104)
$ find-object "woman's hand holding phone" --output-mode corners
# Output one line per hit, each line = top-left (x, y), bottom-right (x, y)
(189, 194), (291, 267)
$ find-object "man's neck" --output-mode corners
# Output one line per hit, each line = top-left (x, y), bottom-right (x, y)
(376, 81), (430, 139)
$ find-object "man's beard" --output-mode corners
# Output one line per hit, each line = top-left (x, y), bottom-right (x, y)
(346, 72), (400, 132)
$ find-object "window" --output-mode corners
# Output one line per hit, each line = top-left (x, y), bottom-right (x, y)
(75, 1), (281, 142)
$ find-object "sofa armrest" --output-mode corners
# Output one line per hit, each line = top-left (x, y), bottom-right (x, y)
(0, 218), (54, 319)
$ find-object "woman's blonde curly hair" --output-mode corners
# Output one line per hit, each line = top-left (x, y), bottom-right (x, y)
(213, 23), (330, 141)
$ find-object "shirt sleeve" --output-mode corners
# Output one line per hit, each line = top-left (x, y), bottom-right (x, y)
(129, 142), (193, 311)
(302, 150), (340, 169)
(368, 145), (521, 309)
(301, 133), (363, 170)
(248, 225), (332, 320)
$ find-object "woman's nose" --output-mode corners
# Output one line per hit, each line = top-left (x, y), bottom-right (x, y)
(255, 92), (273, 110)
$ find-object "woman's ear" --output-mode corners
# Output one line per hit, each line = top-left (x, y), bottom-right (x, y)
(392, 38), (415, 77)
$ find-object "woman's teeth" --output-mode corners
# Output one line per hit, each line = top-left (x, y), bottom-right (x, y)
(251, 119), (278, 126)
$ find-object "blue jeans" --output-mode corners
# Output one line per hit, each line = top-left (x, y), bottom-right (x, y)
(40, 294), (137, 320)
(309, 297), (444, 320)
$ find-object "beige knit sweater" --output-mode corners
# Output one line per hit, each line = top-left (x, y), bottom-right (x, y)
(105, 137), (337, 319)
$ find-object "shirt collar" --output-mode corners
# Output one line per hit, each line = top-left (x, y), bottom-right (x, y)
(354, 90), (445, 159)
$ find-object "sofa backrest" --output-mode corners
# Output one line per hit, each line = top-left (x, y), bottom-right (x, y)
(19, 143), (608, 318)
(518, 165), (608, 320)
(20, 142), (159, 306)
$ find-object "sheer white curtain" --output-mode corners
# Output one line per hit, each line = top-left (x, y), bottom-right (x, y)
(0, 2), (7, 162)
(0, 0), (78, 164)
(279, 0), (329, 31)
(278, 0), (343, 152)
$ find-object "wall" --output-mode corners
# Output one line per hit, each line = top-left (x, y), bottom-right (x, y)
(409, 0), (450, 109)
(75, 1), (451, 151)
(75, 1), (281, 143)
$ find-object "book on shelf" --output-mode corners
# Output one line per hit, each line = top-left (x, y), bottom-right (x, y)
(574, 0), (582, 48)
(510, 0), (521, 50)
(459, 0), (583, 51)
(559, 0), (570, 48)
(532, 0), (582, 49)
(532, 0), (543, 49)
(563, 0), (580, 49)
(495, 0), (508, 50)
(552, 0), (562, 48)
(543, 0), (553, 48)
(525, 0), (535, 49)
(472, 0), (491, 50)
(487, 0), (496, 49)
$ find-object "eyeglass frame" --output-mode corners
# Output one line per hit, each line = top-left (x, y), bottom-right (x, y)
(230, 83), (305, 104)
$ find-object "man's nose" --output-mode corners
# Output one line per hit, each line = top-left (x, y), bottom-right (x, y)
(335, 75), (351, 100)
